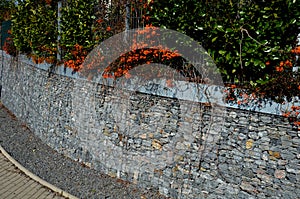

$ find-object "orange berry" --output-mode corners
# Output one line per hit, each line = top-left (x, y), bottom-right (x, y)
(285, 60), (292, 67)
(279, 61), (284, 67)
(96, 19), (103, 24)
(276, 66), (284, 72)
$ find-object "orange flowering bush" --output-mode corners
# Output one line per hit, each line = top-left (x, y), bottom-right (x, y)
(11, 0), (152, 69)
(260, 52), (299, 103)
(87, 25), (183, 82)
(64, 44), (88, 71)
(102, 47), (181, 79)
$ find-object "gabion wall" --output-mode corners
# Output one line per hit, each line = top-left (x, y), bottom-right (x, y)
(1, 53), (299, 199)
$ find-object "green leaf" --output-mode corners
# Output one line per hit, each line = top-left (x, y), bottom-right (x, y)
(212, 37), (218, 43)
(225, 28), (233, 33)
(253, 59), (261, 67)
(250, 81), (257, 87)
(219, 50), (226, 55)
(225, 53), (231, 61)
(256, 78), (269, 85)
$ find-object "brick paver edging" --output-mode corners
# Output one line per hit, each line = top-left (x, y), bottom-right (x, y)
(0, 144), (79, 199)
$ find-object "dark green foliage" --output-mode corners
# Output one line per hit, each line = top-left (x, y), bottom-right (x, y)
(149, 0), (300, 84)
(60, 0), (96, 60)
(11, 0), (58, 57)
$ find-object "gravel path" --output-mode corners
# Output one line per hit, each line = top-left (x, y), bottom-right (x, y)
(0, 102), (168, 199)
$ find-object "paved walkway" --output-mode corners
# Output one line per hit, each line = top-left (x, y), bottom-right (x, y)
(0, 146), (77, 199)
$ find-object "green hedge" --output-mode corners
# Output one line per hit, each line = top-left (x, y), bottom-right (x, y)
(148, 0), (300, 101)
(149, 0), (300, 83)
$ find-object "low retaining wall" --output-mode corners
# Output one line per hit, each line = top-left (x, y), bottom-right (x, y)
(0, 52), (299, 198)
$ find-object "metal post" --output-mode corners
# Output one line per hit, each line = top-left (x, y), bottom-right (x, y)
(293, 33), (300, 75)
(123, 1), (130, 43)
(57, 1), (62, 62)
(125, 1), (130, 31)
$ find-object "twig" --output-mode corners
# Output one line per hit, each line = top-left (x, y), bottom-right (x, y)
(240, 28), (265, 46)
(239, 27), (283, 74)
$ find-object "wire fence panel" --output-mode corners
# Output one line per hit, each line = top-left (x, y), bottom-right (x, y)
(92, 0), (147, 34)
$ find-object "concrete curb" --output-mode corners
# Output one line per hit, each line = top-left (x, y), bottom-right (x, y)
(0, 144), (79, 199)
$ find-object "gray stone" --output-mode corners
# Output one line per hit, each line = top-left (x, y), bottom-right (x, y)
(218, 163), (228, 172)
(249, 131), (259, 140)
(229, 111), (238, 118)
(242, 168), (254, 178)
(238, 190), (255, 199)
(255, 160), (267, 167)
(260, 116), (272, 123)
(286, 173), (298, 183)
(260, 136), (270, 142)
(238, 133), (247, 140)
(286, 166), (300, 174)
(281, 152), (296, 160)
(292, 138), (300, 145)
